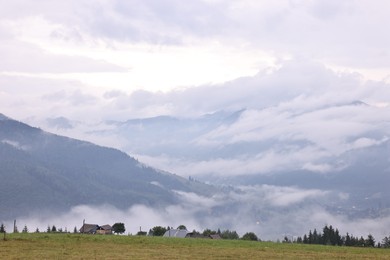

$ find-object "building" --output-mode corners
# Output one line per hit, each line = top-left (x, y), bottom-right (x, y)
(163, 229), (189, 238)
(80, 223), (112, 234)
(96, 224), (113, 235)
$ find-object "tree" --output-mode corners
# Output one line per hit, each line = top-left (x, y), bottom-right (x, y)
(150, 226), (167, 236)
(382, 236), (390, 248)
(220, 230), (239, 240)
(303, 234), (308, 244)
(22, 225), (28, 233)
(73, 226), (78, 233)
(358, 236), (366, 247)
(242, 232), (258, 241)
(35, 228), (40, 233)
(202, 229), (217, 236)
(112, 223), (125, 234)
(177, 225), (187, 230)
(345, 233), (352, 246)
(365, 234), (375, 247)
(47, 225), (51, 233)
(0, 223), (5, 233)
(51, 225), (57, 232)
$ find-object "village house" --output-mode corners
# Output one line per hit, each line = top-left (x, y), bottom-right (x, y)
(80, 223), (112, 234)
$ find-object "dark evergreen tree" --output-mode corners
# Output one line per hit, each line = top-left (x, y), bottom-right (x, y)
(382, 236), (390, 248)
(334, 228), (342, 246)
(0, 223), (5, 233)
(345, 233), (352, 246)
(303, 234), (308, 244)
(358, 236), (366, 247)
(308, 230), (313, 244)
(51, 225), (57, 232)
(22, 225), (28, 233)
(312, 229), (321, 244)
(365, 234), (375, 247)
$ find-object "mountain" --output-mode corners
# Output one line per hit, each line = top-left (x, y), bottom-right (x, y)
(0, 114), (214, 220)
(54, 102), (390, 216)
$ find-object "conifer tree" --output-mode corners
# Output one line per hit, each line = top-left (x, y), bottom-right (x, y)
(0, 223), (5, 233)
(22, 225), (28, 233)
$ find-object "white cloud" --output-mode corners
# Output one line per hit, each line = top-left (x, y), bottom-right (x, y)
(6, 184), (390, 240)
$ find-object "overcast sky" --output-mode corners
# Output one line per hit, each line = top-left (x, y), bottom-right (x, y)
(1, 0), (390, 122)
(2, 1), (390, 238)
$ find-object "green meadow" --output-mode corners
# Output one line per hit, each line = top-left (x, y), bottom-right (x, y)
(1, 233), (390, 259)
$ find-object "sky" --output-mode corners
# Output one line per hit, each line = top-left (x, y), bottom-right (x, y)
(1, 0), (390, 123)
(2, 1), (390, 240)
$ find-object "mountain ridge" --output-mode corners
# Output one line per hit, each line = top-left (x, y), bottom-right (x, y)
(0, 114), (214, 220)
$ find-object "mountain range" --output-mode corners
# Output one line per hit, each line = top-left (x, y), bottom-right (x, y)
(0, 113), (213, 220)
(2, 102), (390, 239)
(42, 101), (390, 217)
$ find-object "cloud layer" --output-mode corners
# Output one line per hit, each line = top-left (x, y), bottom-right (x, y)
(6, 185), (390, 241)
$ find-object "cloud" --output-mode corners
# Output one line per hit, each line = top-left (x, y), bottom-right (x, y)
(5, 184), (390, 241)
(0, 33), (126, 74)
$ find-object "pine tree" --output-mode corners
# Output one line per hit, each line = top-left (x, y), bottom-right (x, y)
(345, 233), (352, 246)
(365, 234), (375, 247)
(303, 234), (308, 244)
(382, 236), (390, 248)
(0, 223), (5, 233)
(22, 225), (28, 233)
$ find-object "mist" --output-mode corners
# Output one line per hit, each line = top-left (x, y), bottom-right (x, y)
(6, 185), (390, 241)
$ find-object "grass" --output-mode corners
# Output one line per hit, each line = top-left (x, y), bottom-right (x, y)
(1, 233), (390, 259)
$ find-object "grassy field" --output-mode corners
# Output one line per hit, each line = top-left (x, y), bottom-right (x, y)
(1, 233), (390, 259)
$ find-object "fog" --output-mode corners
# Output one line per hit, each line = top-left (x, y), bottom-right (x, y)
(6, 185), (390, 241)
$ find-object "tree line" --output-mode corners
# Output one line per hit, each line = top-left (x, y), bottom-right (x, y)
(147, 225), (258, 241)
(289, 224), (390, 248)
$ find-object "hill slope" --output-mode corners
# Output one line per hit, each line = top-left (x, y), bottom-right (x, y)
(0, 114), (213, 220)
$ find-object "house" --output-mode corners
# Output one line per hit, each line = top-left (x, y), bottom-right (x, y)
(96, 224), (113, 235)
(80, 223), (112, 234)
(80, 224), (99, 234)
(163, 229), (189, 238)
(185, 232), (210, 239)
(209, 234), (222, 239)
